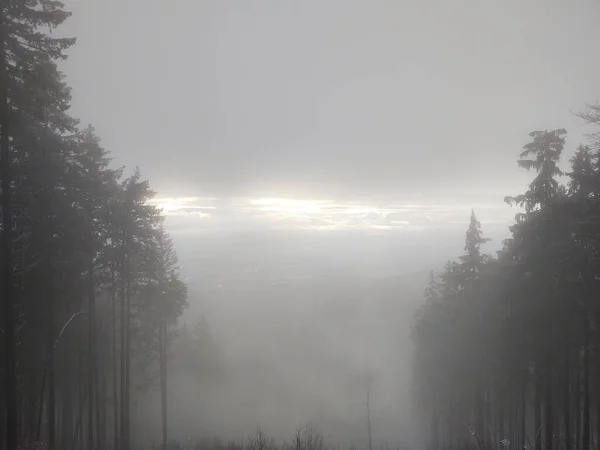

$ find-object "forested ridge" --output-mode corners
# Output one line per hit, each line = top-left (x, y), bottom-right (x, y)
(412, 118), (600, 450)
(0, 2), (188, 450)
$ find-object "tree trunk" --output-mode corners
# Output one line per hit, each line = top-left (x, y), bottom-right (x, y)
(508, 392), (514, 449)
(520, 374), (527, 450)
(87, 255), (96, 450)
(62, 289), (74, 450)
(583, 323), (590, 450)
(98, 366), (107, 450)
(47, 262), (56, 450)
(544, 355), (553, 450)
(497, 387), (504, 445)
(576, 363), (581, 450)
(120, 251), (131, 450)
(159, 320), (168, 450)
(475, 381), (484, 448)
(120, 271), (127, 450)
(534, 364), (542, 450)
(77, 350), (83, 449)
(62, 371), (73, 450)
(0, 340), (4, 450)
(564, 340), (571, 450)
(485, 382), (492, 448)
(0, 2), (18, 448)
(596, 347), (600, 450)
(124, 272), (131, 450)
(111, 272), (119, 450)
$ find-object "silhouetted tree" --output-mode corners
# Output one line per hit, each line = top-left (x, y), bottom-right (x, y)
(0, 3), (188, 450)
(411, 123), (600, 450)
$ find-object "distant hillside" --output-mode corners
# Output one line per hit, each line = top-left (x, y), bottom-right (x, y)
(149, 232), (433, 448)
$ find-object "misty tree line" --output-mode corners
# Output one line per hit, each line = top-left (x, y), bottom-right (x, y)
(412, 111), (600, 450)
(0, 2), (188, 450)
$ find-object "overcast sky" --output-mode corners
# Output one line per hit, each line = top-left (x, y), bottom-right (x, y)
(60, 0), (600, 231)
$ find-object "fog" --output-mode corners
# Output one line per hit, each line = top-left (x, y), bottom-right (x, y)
(62, 0), (598, 446)
(132, 229), (428, 448)
(3, 1), (600, 450)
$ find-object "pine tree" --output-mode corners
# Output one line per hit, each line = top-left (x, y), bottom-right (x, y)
(0, 3), (190, 449)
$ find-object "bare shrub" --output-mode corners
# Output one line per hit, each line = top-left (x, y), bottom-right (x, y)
(288, 422), (326, 450)
(246, 426), (276, 450)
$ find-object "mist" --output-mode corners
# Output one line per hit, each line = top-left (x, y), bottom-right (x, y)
(124, 229), (424, 446)
(2, 1), (600, 450)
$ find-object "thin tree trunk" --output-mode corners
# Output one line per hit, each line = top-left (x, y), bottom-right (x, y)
(564, 338), (571, 450)
(159, 320), (167, 450)
(475, 381), (484, 448)
(535, 363), (542, 450)
(596, 346), (600, 450)
(498, 387), (504, 445)
(77, 277), (85, 450)
(544, 355), (553, 450)
(0, 1), (17, 448)
(79, 277), (87, 450)
(88, 255), (96, 450)
(0, 342), (4, 450)
(47, 262), (56, 450)
(62, 369), (73, 450)
(583, 323), (590, 450)
(62, 287), (74, 450)
(485, 382), (492, 448)
(71, 387), (90, 450)
(111, 271), (119, 450)
(508, 392), (514, 449)
(35, 370), (46, 442)
(576, 363), (581, 450)
(520, 374), (527, 450)
(120, 271), (127, 450)
(125, 272), (131, 450)
(99, 365), (107, 450)
(120, 250), (131, 450)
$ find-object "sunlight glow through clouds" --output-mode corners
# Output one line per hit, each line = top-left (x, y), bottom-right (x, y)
(151, 197), (215, 218)
(151, 193), (520, 234)
(249, 198), (326, 216)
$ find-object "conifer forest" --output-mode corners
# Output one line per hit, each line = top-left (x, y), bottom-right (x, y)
(0, 2), (187, 450)
(2, 2), (600, 450)
(412, 123), (600, 450)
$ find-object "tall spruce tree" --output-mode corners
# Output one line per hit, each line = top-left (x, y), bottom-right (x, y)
(0, 3), (189, 450)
